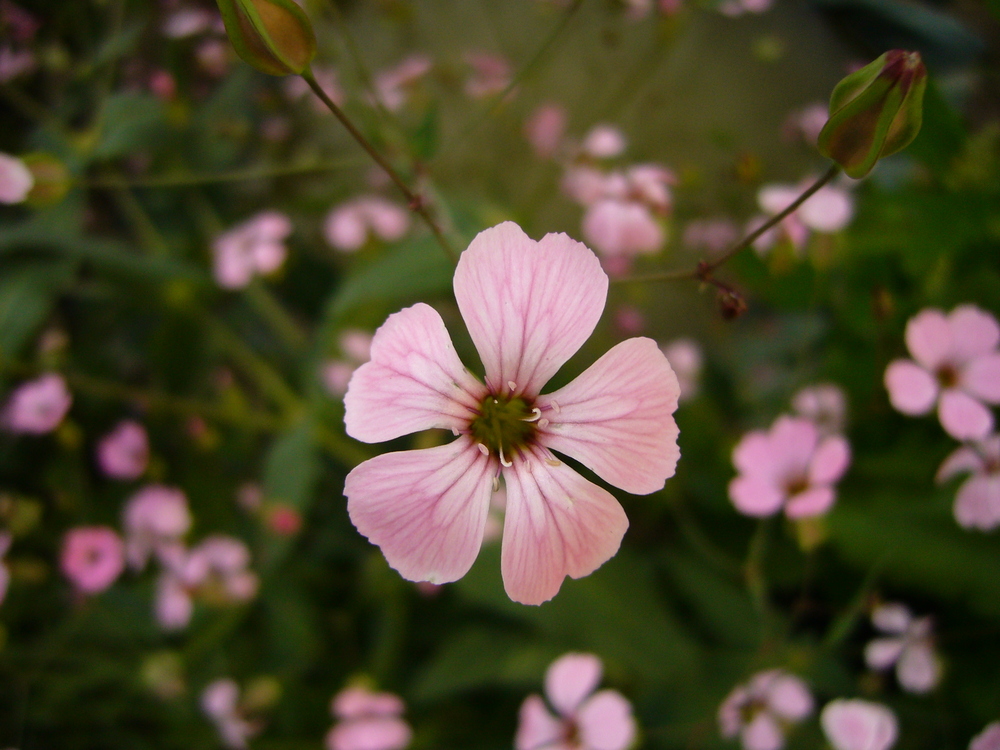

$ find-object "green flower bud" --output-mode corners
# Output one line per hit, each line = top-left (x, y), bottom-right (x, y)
(215, 0), (316, 76)
(817, 50), (927, 179)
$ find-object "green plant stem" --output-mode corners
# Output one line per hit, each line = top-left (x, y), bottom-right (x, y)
(300, 69), (457, 265)
(245, 281), (308, 353)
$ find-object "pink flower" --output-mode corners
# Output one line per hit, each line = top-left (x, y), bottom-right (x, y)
(201, 679), (260, 750)
(122, 485), (191, 570)
(682, 219), (739, 255)
(464, 52), (512, 99)
(0, 152), (33, 203)
(718, 0), (773, 15)
(1, 373), (72, 434)
(581, 125), (627, 159)
(864, 602), (941, 693)
(374, 55), (432, 112)
(162, 7), (220, 38)
(884, 305), (1000, 440)
(791, 383), (847, 436)
(0, 531), (11, 606)
(582, 199), (664, 267)
(937, 434), (1000, 531)
(718, 669), (813, 750)
(516, 652), (636, 750)
(97, 420), (149, 480)
(324, 197), (410, 252)
(326, 686), (412, 750)
(753, 180), (853, 255)
(728, 415), (851, 518)
(661, 339), (702, 402)
(0, 46), (35, 82)
(820, 699), (897, 750)
(525, 103), (568, 159)
(970, 722), (1000, 750)
(343, 222), (680, 605)
(212, 211), (292, 289)
(183, 535), (259, 602)
(783, 103), (829, 145)
(61, 526), (125, 594)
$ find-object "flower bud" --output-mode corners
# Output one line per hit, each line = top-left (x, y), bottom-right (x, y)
(817, 50), (927, 179)
(215, 0), (316, 76)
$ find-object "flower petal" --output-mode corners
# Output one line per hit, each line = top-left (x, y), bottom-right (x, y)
(545, 653), (603, 716)
(344, 439), (494, 585)
(537, 337), (680, 495)
(948, 304), (1000, 361)
(501, 453), (628, 605)
(808, 435), (851, 485)
(577, 690), (637, 750)
(327, 717), (412, 750)
(766, 674), (813, 721)
(454, 222), (608, 397)
(515, 695), (563, 750)
(896, 642), (940, 693)
(865, 637), (906, 670)
(905, 308), (951, 370)
(962, 353), (1000, 403)
(954, 475), (1000, 531)
(938, 389), (993, 440)
(740, 712), (784, 750)
(729, 475), (786, 517)
(344, 303), (486, 443)
(884, 359), (937, 415)
(785, 486), (835, 518)
(936, 445), (984, 483)
(821, 699), (898, 750)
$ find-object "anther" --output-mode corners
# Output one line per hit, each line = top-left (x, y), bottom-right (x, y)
(538, 418), (549, 428)
(492, 476), (500, 493)
(550, 400), (560, 413)
(545, 457), (561, 467)
(477, 443), (489, 456)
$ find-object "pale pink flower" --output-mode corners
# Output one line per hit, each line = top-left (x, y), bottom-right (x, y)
(202, 679), (260, 750)
(525, 103), (568, 159)
(582, 200), (664, 268)
(122, 485), (191, 570)
(374, 55), (432, 112)
(728, 415), (851, 518)
(683, 218), (739, 255)
(0, 531), (11, 606)
(324, 196), (411, 252)
(155, 570), (194, 630)
(791, 383), (847, 436)
(719, 0), (773, 15)
(162, 7), (219, 38)
(937, 434), (1000, 531)
(183, 535), (259, 603)
(753, 181), (853, 254)
(614, 306), (645, 335)
(213, 211), (292, 289)
(464, 52), (512, 99)
(865, 602), (941, 693)
(61, 526), (126, 594)
(884, 305), (1000, 440)
(562, 166), (614, 207)
(718, 669), (813, 750)
(326, 686), (412, 750)
(661, 339), (702, 401)
(516, 652), (636, 750)
(784, 103), (829, 145)
(196, 38), (230, 77)
(1, 373), (71, 434)
(343, 222), (680, 605)
(97, 420), (149, 480)
(581, 125), (627, 159)
(0, 153), (32, 204)
(626, 165), (675, 214)
(970, 722), (1000, 750)
(820, 699), (897, 750)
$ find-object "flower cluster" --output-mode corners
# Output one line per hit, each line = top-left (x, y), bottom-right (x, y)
(212, 211), (293, 290)
(201, 679), (262, 750)
(750, 178), (854, 258)
(865, 602), (941, 693)
(718, 669), (813, 750)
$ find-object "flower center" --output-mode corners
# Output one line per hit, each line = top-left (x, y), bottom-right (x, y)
(785, 474), (809, 496)
(469, 394), (538, 464)
(936, 364), (958, 389)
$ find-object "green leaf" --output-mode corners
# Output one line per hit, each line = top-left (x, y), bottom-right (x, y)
(92, 93), (169, 160)
(0, 262), (74, 360)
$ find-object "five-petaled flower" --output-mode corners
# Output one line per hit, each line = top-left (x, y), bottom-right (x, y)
(343, 222), (680, 605)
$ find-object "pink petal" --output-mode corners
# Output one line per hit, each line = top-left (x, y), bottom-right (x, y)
(454, 222), (608, 398)
(938, 389), (993, 440)
(758, 184), (801, 215)
(500, 453), (628, 605)
(0, 152), (33, 204)
(577, 690), (637, 750)
(896, 642), (940, 693)
(201, 678), (240, 719)
(936, 445), (984, 483)
(905, 309), (951, 370)
(766, 674), (813, 721)
(581, 200), (664, 259)
(970, 721), (1000, 750)
(741, 712), (784, 750)
(871, 602), (913, 633)
(327, 716), (412, 750)
(536, 338), (680, 495)
(808, 435), (851, 485)
(947, 305), (1000, 361)
(954, 475), (1000, 531)
(344, 303), (486, 443)
(344, 439), (494, 585)
(962, 354), (1000, 403)
(332, 687), (404, 720)
(729, 475), (786, 517)
(545, 653), (603, 716)
(768, 417), (820, 481)
(797, 185), (854, 233)
(785, 486), (835, 518)
(515, 695), (563, 750)
(325, 205), (368, 252)
(864, 637), (906, 670)
(884, 359), (937, 415)
(732, 431), (774, 476)
(821, 699), (898, 750)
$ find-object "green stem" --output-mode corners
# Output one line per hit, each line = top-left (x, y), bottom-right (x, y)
(245, 281), (309, 353)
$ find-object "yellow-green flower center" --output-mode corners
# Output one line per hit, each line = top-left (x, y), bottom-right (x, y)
(469, 394), (538, 462)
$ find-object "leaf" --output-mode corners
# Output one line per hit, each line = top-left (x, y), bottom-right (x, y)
(92, 93), (169, 160)
(0, 261), (74, 360)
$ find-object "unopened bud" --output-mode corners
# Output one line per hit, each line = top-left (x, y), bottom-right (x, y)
(717, 286), (747, 320)
(817, 50), (927, 179)
(216, 0), (316, 76)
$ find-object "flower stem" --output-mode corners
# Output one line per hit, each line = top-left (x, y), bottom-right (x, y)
(300, 69), (458, 265)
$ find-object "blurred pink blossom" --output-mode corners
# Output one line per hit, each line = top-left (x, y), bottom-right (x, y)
(820, 699), (897, 750)
(614, 305), (645, 334)
(324, 196), (410, 252)
(374, 55), (432, 111)
(970, 722), (1000, 750)
(718, 669), (813, 750)
(0, 531), (11, 606)
(155, 570), (194, 630)
(937, 434), (1000, 531)
(791, 383), (847, 436)
(61, 526), (126, 594)
(212, 211), (292, 289)
(582, 198), (664, 268)
(865, 602), (941, 693)
(0, 152), (33, 204)
(464, 52), (512, 99)
(783, 102), (829, 145)
(0, 46), (34, 82)
(728, 415), (851, 518)
(1, 373), (72, 434)
(183, 535), (258, 602)
(516, 652), (637, 750)
(202, 679), (260, 750)
(683, 218), (739, 255)
(1, 1), (40, 42)
(97, 420), (150, 480)
(162, 7), (219, 38)
(323, 329), (374, 397)
(884, 305), (1000, 440)
(753, 180), (853, 255)
(326, 685), (412, 750)
(581, 125), (627, 159)
(562, 165), (614, 207)
(662, 339), (703, 401)
(525, 103), (568, 158)
(719, 0), (773, 15)
(123, 484), (191, 570)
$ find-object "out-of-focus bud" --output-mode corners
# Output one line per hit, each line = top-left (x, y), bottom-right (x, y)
(817, 50), (927, 179)
(215, 0), (316, 76)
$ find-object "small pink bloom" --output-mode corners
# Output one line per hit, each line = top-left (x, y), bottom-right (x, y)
(661, 339), (702, 401)
(683, 219), (739, 254)
(754, 181), (853, 254)
(1, 373), (72, 434)
(581, 125), (627, 159)
(464, 52), (512, 99)
(183, 535), (259, 602)
(149, 69), (176, 100)
(516, 652), (637, 750)
(267, 504), (302, 536)
(884, 305), (1000, 440)
(626, 164), (675, 214)
(0, 152), (33, 203)
(343, 222), (680, 605)
(155, 570), (194, 630)
(783, 102), (829, 145)
(937, 434), (1000, 531)
(324, 197), (410, 252)
(525, 103), (568, 159)
(820, 699), (897, 750)
(326, 686), (412, 750)
(122, 484), (191, 569)
(97, 420), (149, 480)
(61, 526), (125, 594)
(195, 38), (230, 77)
(582, 199), (664, 267)
(864, 602), (941, 693)
(614, 306), (645, 335)
(791, 383), (847, 436)
(719, 0), (773, 14)
(718, 669), (813, 750)
(729, 415), (851, 518)
(562, 166), (614, 207)
(201, 679), (260, 750)
(213, 211), (292, 289)
(970, 722), (1000, 750)
(162, 7), (219, 38)
(374, 54), (432, 111)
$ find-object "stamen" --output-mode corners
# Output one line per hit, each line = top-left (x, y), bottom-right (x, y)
(451, 427), (459, 436)
(477, 443), (489, 456)
(492, 476), (500, 493)
(507, 380), (517, 392)
(545, 457), (561, 467)
(550, 400), (560, 413)
(537, 418), (549, 428)
(521, 407), (542, 423)
(499, 446), (513, 468)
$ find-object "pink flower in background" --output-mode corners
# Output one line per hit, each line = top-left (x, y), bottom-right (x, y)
(0, 46), (35, 81)
(683, 218), (739, 255)
(516, 652), (636, 750)
(97, 420), (149, 480)
(792, 383), (847, 436)
(0, 531), (11, 606)
(343, 222), (680, 604)
(162, 7), (220, 38)
(122, 485), (191, 570)
(202, 679), (260, 750)
(582, 198), (664, 269)
(865, 602), (941, 693)
(661, 339), (703, 401)
(183, 535), (259, 602)
(752, 180), (853, 255)
(464, 52), (512, 99)
(718, 669), (813, 750)
(61, 526), (125, 594)
(326, 686), (412, 750)
(525, 103), (568, 159)
(581, 125), (627, 159)
(821, 699), (897, 750)
(729, 415), (851, 518)
(1, 373), (72, 434)
(155, 570), (194, 630)
(936, 434), (1000, 531)
(970, 722), (1000, 750)
(324, 196), (410, 252)
(212, 211), (292, 289)
(374, 54), (432, 111)
(0, 152), (33, 203)
(718, 0), (773, 15)
(783, 102), (829, 145)
(323, 329), (374, 397)
(884, 305), (1000, 440)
